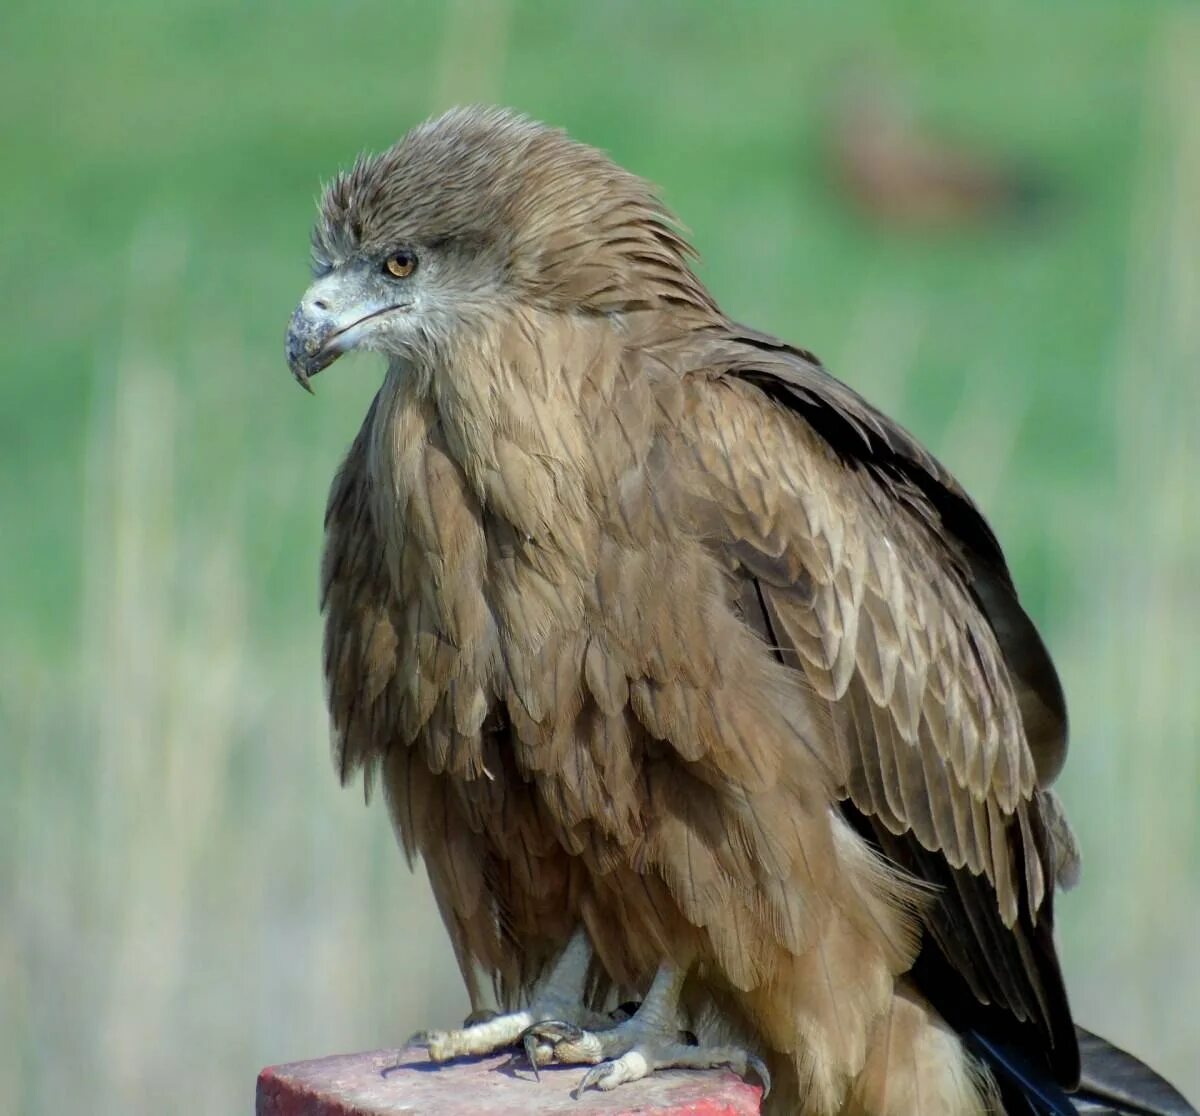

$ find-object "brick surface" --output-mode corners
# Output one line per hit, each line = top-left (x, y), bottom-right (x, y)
(257, 1044), (763, 1116)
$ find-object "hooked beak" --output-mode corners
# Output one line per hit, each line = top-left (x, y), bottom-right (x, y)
(285, 272), (402, 392)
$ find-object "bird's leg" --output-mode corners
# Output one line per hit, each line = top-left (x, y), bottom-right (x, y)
(420, 928), (610, 1062)
(523, 960), (771, 1098)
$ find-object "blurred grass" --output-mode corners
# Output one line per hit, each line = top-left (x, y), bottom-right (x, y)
(2, 2), (1197, 1112)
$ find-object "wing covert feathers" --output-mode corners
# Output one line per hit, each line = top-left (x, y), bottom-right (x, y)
(686, 330), (1078, 1082)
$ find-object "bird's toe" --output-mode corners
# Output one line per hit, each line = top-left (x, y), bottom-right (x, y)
(571, 1040), (771, 1099)
(521, 1019), (607, 1069)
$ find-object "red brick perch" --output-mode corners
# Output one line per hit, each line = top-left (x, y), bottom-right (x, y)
(257, 1044), (764, 1116)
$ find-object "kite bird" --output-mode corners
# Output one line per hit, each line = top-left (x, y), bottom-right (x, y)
(285, 108), (1194, 1116)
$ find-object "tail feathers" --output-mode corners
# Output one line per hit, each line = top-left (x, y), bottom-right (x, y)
(1073, 1027), (1197, 1116)
(970, 1026), (1199, 1116)
(964, 1029), (1077, 1116)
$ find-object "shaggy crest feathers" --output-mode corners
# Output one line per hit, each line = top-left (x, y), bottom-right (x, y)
(313, 106), (715, 315)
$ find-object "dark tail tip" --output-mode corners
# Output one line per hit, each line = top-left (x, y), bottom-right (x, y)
(1073, 1027), (1197, 1116)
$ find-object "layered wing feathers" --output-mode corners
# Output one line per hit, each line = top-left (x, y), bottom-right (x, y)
(671, 328), (1078, 1081)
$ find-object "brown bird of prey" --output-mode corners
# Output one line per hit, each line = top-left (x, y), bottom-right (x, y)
(286, 108), (1194, 1116)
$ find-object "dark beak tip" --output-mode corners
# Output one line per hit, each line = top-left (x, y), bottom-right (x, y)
(286, 312), (326, 393)
(286, 347), (317, 393)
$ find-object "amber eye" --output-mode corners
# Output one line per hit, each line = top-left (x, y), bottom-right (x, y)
(383, 250), (418, 279)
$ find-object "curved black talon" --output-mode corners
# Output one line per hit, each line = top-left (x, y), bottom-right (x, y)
(522, 1030), (543, 1082)
(574, 1063), (613, 1097)
(520, 1019), (590, 1081)
(524, 1019), (588, 1044)
(746, 1054), (771, 1098)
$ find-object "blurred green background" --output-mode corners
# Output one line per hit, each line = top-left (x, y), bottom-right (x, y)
(3, 1), (1197, 1112)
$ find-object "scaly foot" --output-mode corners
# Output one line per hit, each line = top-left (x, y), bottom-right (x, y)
(416, 930), (610, 1063)
(521, 962), (770, 1098)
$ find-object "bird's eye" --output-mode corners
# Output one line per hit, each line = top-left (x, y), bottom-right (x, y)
(383, 250), (418, 279)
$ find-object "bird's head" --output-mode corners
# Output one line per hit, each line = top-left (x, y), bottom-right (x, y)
(286, 107), (713, 391)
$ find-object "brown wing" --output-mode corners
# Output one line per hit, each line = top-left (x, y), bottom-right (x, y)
(674, 324), (1079, 1084)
